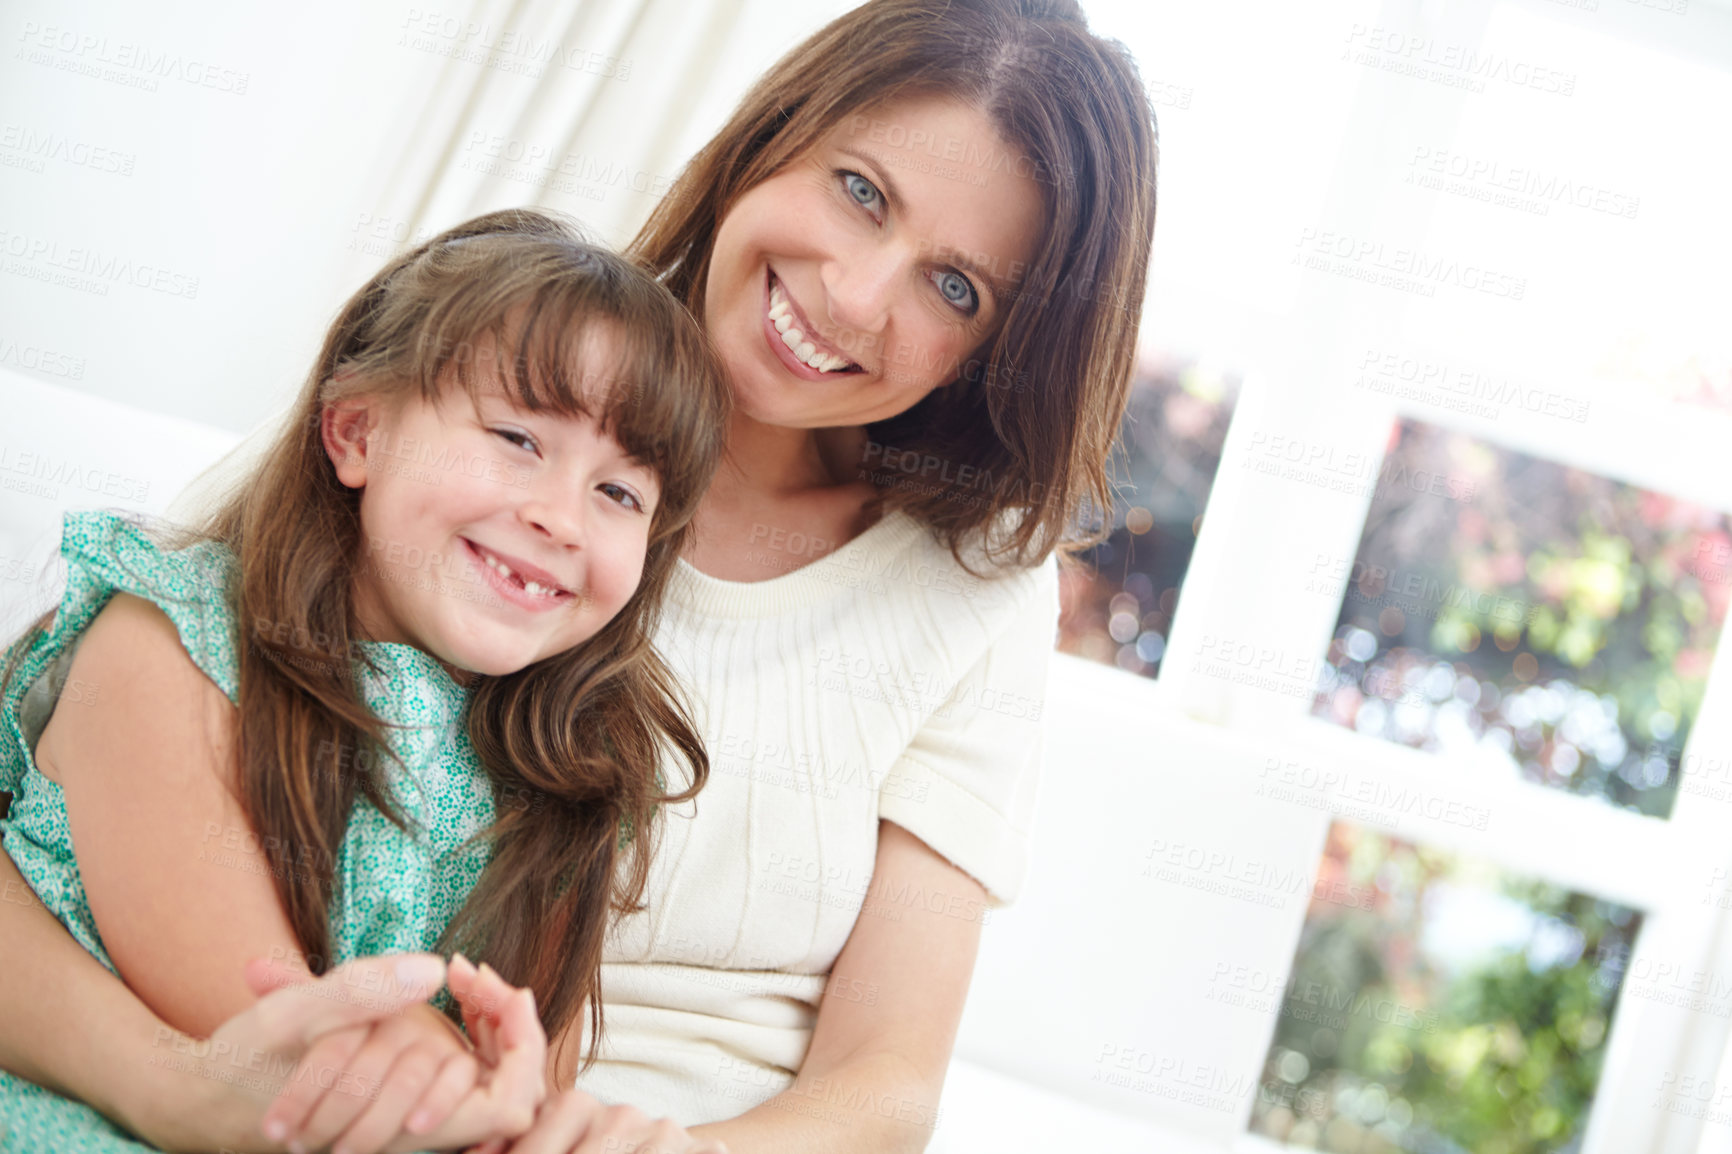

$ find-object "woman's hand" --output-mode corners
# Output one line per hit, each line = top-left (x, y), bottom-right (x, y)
(253, 999), (475, 1154)
(257, 952), (546, 1154)
(461, 1090), (730, 1154)
(139, 953), (451, 1153)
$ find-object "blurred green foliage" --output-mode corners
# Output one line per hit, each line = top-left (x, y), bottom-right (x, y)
(1251, 824), (1639, 1153)
(1314, 419), (1731, 818)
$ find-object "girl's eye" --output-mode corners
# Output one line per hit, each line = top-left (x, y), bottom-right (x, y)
(841, 172), (884, 218)
(492, 428), (538, 453)
(600, 482), (644, 512)
(929, 269), (979, 315)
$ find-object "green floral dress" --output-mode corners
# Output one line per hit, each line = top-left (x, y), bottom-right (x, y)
(0, 511), (497, 1153)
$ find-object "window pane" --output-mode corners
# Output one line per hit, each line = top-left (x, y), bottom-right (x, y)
(1056, 357), (1240, 678)
(1251, 820), (1640, 1152)
(1311, 418), (1731, 818)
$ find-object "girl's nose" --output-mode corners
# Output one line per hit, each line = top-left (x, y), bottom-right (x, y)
(520, 490), (585, 548)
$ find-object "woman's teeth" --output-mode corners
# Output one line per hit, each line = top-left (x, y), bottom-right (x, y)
(768, 279), (856, 373)
(480, 548), (563, 598)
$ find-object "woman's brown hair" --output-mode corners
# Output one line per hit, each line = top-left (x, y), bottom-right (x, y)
(2, 208), (730, 1071)
(629, 0), (1159, 572)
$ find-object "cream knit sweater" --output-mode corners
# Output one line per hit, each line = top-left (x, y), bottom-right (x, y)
(572, 509), (1060, 1125)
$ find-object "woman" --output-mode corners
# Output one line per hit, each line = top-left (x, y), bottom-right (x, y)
(0, 0), (1157, 1150)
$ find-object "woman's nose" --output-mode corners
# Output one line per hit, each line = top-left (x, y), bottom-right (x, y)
(822, 240), (902, 339)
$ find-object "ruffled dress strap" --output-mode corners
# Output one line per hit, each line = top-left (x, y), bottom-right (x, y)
(1, 508), (238, 786)
(1, 510), (242, 969)
(1, 510), (238, 961)
(0, 510), (241, 1153)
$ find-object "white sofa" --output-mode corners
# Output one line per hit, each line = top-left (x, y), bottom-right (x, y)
(0, 368), (244, 631)
(2, 365), (1257, 1150)
(25, 366), (1694, 1154)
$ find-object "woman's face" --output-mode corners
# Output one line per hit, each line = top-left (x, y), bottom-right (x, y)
(704, 94), (1046, 431)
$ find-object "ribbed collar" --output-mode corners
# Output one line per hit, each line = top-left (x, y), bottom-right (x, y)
(668, 510), (929, 619)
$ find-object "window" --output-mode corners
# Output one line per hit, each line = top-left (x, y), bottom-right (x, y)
(1010, 5), (1732, 1154)
(1058, 357), (1241, 679)
(1251, 820), (1639, 1152)
(1310, 418), (1731, 819)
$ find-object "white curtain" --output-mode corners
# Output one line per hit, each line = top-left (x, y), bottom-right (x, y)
(171, 0), (855, 520)
(371, 0), (758, 250)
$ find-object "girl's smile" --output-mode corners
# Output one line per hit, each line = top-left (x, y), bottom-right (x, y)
(325, 328), (660, 677)
(461, 536), (581, 609)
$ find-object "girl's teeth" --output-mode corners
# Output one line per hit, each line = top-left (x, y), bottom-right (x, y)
(481, 548), (562, 597)
(795, 341), (816, 361)
(780, 327), (805, 350)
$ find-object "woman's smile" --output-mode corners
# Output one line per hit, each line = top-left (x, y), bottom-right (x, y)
(762, 269), (865, 379)
(705, 93), (1045, 433)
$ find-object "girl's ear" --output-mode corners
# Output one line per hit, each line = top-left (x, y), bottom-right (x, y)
(321, 396), (381, 490)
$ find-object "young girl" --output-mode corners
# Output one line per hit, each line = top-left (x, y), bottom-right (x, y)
(0, 208), (729, 1152)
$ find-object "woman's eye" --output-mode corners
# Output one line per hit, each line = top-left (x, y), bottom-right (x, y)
(841, 172), (884, 217)
(492, 428), (537, 452)
(600, 482), (643, 512)
(929, 269), (979, 314)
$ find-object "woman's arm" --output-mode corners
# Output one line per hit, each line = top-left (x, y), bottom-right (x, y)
(1, 594), (516, 1150)
(688, 819), (980, 1154)
(0, 860), (472, 1152)
(0, 870), (543, 1154)
(0, 848), (177, 1133)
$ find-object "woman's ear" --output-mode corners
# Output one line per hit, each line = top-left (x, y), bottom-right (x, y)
(321, 396), (381, 490)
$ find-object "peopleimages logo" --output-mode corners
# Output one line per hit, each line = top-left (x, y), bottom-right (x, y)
(396, 9), (633, 81)
(0, 447), (150, 502)
(0, 124), (136, 175)
(1406, 147), (1640, 220)
(1257, 755), (1493, 832)
(1354, 346), (1591, 424)
(1341, 24), (1577, 96)
(0, 229), (200, 299)
(15, 22), (251, 94)
(0, 336), (85, 380)
(845, 113), (1073, 189)
(1294, 228), (1526, 301)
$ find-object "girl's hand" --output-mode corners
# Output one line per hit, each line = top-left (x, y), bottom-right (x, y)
(254, 953), (545, 1154)
(461, 1090), (731, 1154)
(411, 954), (546, 1151)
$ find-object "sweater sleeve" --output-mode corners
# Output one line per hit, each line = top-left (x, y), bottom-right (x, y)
(876, 553), (1060, 906)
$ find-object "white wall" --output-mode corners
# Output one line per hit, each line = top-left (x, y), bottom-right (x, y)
(0, 0), (853, 434)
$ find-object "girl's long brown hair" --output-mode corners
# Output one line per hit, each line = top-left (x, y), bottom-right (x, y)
(3, 209), (730, 1070)
(629, 0), (1159, 572)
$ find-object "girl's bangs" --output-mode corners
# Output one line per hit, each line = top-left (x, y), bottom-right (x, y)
(410, 256), (718, 504)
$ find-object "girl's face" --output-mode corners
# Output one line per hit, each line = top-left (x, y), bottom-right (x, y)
(703, 94), (1045, 431)
(325, 331), (660, 677)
